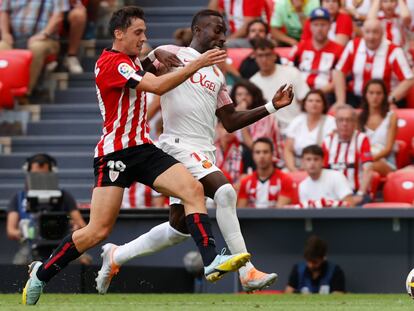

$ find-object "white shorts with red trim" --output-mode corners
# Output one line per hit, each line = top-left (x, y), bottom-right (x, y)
(157, 140), (220, 205)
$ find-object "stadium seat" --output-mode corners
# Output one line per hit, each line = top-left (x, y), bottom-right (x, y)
(0, 81), (14, 109)
(395, 109), (414, 156)
(363, 202), (413, 208)
(395, 140), (410, 169)
(406, 85), (414, 109)
(0, 50), (33, 105)
(286, 171), (308, 204)
(370, 171), (381, 199)
(383, 170), (414, 204)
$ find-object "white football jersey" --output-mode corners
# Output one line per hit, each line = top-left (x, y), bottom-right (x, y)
(158, 46), (232, 152)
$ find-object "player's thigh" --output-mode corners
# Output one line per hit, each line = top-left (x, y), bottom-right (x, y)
(88, 186), (124, 231)
(153, 163), (203, 199)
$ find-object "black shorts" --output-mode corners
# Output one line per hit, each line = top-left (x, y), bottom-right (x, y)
(93, 144), (179, 188)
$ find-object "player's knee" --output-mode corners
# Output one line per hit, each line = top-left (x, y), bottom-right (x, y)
(182, 180), (204, 203)
(214, 183), (237, 208)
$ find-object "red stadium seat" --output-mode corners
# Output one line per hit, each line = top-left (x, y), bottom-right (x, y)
(286, 171), (308, 204)
(395, 140), (410, 169)
(383, 170), (414, 204)
(0, 50), (33, 107)
(370, 171), (381, 199)
(0, 81), (14, 109)
(363, 202), (413, 208)
(395, 109), (414, 156)
(406, 85), (414, 109)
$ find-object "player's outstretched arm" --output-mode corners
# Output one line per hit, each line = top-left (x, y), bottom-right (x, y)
(216, 84), (294, 133)
(137, 49), (226, 95)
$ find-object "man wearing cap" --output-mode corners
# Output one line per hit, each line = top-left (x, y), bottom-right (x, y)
(289, 7), (344, 95)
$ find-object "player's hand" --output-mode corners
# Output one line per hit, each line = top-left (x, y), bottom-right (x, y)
(271, 84), (294, 110)
(154, 49), (184, 68)
(194, 49), (227, 68)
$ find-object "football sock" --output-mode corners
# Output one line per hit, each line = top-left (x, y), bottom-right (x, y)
(36, 234), (82, 282)
(113, 222), (190, 265)
(185, 213), (217, 266)
(214, 184), (254, 277)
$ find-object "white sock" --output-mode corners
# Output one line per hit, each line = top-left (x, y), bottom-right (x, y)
(214, 184), (254, 277)
(113, 221), (190, 266)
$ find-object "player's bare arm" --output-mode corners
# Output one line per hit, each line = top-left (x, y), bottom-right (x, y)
(141, 48), (184, 73)
(137, 49), (226, 95)
(216, 84), (294, 133)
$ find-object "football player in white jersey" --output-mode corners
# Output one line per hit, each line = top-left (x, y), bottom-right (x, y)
(96, 9), (294, 293)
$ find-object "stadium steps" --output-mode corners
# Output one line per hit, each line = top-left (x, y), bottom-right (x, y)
(0, 169), (94, 184)
(27, 120), (101, 136)
(144, 6), (205, 23)
(55, 87), (97, 103)
(0, 152), (92, 169)
(10, 136), (98, 153)
(41, 104), (100, 120)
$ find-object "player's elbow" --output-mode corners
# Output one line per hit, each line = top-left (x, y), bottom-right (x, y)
(221, 120), (236, 133)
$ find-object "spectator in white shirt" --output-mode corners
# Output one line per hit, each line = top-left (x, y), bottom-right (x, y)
(299, 144), (356, 208)
(358, 79), (398, 176)
(250, 38), (310, 130)
(284, 90), (336, 172)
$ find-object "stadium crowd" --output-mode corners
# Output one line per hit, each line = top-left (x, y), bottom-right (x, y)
(1, 0), (414, 211)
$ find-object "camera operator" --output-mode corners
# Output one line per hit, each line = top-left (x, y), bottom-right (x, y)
(6, 153), (87, 265)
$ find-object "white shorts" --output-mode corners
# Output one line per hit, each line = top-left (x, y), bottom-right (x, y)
(158, 140), (220, 205)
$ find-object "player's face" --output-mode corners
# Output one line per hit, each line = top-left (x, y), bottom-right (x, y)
(254, 48), (277, 74)
(252, 143), (273, 169)
(198, 16), (226, 50)
(381, 0), (397, 16)
(304, 93), (325, 116)
(234, 86), (253, 108)
(336, 109), (356, 140)
(365, 83), (385, 109)
(116, 18), (147, 56)
(363, 22), (383, 50)
(302, 154), (323, 176)
(322, 0), (340, 16)
(310, 19), (330, 42)
(247, 22), (267, 40)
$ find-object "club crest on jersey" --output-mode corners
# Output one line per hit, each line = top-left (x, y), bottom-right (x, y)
(202, 160), (212, 169)
(109, 170), (119, 182)
(118, 63), (135, 80)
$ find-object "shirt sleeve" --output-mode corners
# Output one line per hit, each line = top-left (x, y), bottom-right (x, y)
(335, 40), (355, 74)
(7, 193), (19, 213)
(217, 80), (233, 109)
(280, 171), (295, 199)
(300, 19), (312, 41)
(152, 45), (182, 69)
(322, 140), (330, 167)
(360, 136), (373, 164)
(330, 265), (346, 292)
(294, 69), (310, 100)
(287, 264), (299, 290)
(390, 47), (414, 81)
(238, 177), (249, 200)
(335, 13), (353, 36)
(285, 115), (300, 138)
(61, 190), (78, 212)
(243, 0), (265, 17)
(298, 181), (308, 203)
(333, 171), (353, 200)
(270, 1), (284, 28)
(110, 55), (147, 89)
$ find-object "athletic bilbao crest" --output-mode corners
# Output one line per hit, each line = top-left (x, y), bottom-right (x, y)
(107, 160), (126, 182)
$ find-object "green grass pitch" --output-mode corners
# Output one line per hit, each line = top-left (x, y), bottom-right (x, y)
(0, 294), (413, 311)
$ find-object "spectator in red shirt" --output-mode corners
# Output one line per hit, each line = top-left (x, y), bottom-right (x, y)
(290, 8), (344, 94)
(322, 105), (373, 205)
(302, 0), (353, 46)
(333, 19), (414, 108)
(238, 138), (294, 208)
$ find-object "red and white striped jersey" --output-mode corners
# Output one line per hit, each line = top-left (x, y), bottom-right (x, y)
(322, 131), (373, 191)
(122, 182), (158, 209)
(290, 39), (344, 89)
(335, 38), (414, 97)
(378, 13), (406, 47)
(94, 49), (152, 158)
(238, 169), (295, 208)
(218, 0), (267, 33)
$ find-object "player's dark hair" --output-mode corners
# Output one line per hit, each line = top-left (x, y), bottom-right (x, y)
(301, 145), (324, 159)
(191, 9), (224, 33)
(301, 89), (329, 114)
(247, 19), (269, 34)
(359, 79), (389, 132)
(230, 79), (266, 109)
(109, 6), (145, 38)
(304, 235), (327, 260)
(252, 37), (275, 51)
(253, 137), (274, 153)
